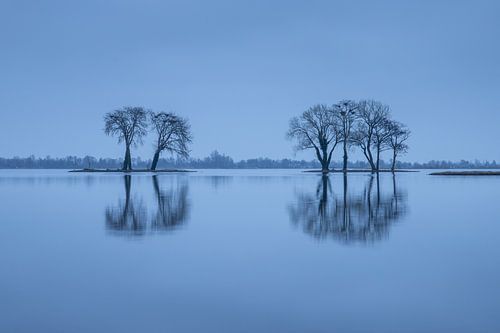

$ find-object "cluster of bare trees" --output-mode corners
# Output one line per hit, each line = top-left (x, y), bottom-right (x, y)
(287, 100), (410, 173)
(104, 107), (192, 171)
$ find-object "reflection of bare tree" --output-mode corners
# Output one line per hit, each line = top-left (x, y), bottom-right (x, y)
(151, 176), (189, 231)
(105, 175), (148, 235)
(288, 174), (407, 244)
(105, 175), (189, 236)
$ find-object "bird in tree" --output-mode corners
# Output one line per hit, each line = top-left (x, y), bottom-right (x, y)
(287, 104), (341, 173)
(149, 112), (192, 171)
(334, 100), (358, 172)
(104, 107), (148, 171)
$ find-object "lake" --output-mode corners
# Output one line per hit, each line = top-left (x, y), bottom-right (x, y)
(1, 169), (499, 332)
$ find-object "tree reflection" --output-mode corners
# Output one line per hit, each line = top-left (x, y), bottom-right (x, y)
(105, 175), (189, 236)
(288, 174), (407, 244)
(151, 176), (189, 231)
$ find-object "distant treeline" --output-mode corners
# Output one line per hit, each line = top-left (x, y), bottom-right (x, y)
(1, 151), (499, 170)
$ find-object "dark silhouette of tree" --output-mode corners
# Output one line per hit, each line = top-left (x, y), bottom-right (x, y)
(288, 174), (407, 243)
(352, 100), (390, 172)
(149, 112), (192, 171)
(104, 107), (148, 171)
(388, 121), (410, 171)
(334, 100), (358, 172)
(373, 115), (393, 171)
(287, 105), (341, 173)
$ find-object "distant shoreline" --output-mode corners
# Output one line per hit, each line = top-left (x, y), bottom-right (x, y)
(304, 169), (418, 173)
(68, 168), (195, 173)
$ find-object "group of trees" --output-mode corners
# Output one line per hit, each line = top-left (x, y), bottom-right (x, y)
(104, 106), (192, 171)
(287, 100), (410, 173)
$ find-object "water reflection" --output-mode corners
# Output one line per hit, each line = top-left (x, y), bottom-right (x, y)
(105, 175), (190, 236)
(151, 176), (189, 231)
(288, 174), (407, 244)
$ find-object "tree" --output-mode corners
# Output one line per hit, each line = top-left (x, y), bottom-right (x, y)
(387, 121), (410, 171)
(104, 107), (148, 171)
(352, 100), (390, 172)
(371, 104), (392, 171)
(334, 100), (358, 172)
(149, 112), (192, 171)
(287, 105), (340, 173)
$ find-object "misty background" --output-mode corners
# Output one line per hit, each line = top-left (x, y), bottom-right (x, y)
(1, 0), (499, 162)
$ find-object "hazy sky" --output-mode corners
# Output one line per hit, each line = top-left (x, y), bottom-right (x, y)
(1, 0), (499, 162)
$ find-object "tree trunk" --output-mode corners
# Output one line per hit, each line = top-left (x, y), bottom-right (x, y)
(367, 145), (376, 172)
(123, 145), (131, 171)
(127, 147), (132, 170)
(391, 149), (397, 172)
(321, 146), (329, 173)
(151, 150), (160, 171)
(343, 141), (348, 172)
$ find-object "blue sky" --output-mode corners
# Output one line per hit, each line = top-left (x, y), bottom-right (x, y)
(1, 0), (499, 161)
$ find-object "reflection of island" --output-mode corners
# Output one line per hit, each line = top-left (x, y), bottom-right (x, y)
(105, 175), (189, 236)
(288, 174), (407, 244)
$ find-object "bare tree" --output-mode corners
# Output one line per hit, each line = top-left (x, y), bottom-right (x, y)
(149, 112), (192, 171)
(104, 107), (148, 171)
(352, 100), (390, 172)
(334, 100), (358, 172)
(387, 121), (410, 172)
(372, 105), (393, 171)
(287, 105), (340, 173)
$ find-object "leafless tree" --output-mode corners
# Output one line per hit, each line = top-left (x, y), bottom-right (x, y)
(334, 100), (358, 172)
(352, 100), (390, 172)
(149, 112), (192, 171)
(372, 108), (393, 171)
(287, 105), (341, 173)
(387, 121), (410, 171)
(104, 107), (148, 171)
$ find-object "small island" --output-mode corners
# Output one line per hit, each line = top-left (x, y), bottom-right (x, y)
(430, 171), (500, 176)
(71, 107), (193, 173)
(305, 169), (417, 173)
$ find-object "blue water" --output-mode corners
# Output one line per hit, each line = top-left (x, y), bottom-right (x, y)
(1, 170), (499, 332)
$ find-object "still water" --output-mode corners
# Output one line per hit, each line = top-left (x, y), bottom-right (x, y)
(1, 169), (499, 332)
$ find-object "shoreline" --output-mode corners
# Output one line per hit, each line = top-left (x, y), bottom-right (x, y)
(68, 168), (195, 173)
(304, 169), (418, 173)
(429, 171), (500, 176)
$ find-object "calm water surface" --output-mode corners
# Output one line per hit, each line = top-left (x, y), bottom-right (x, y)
(1, 169), (499, 332)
